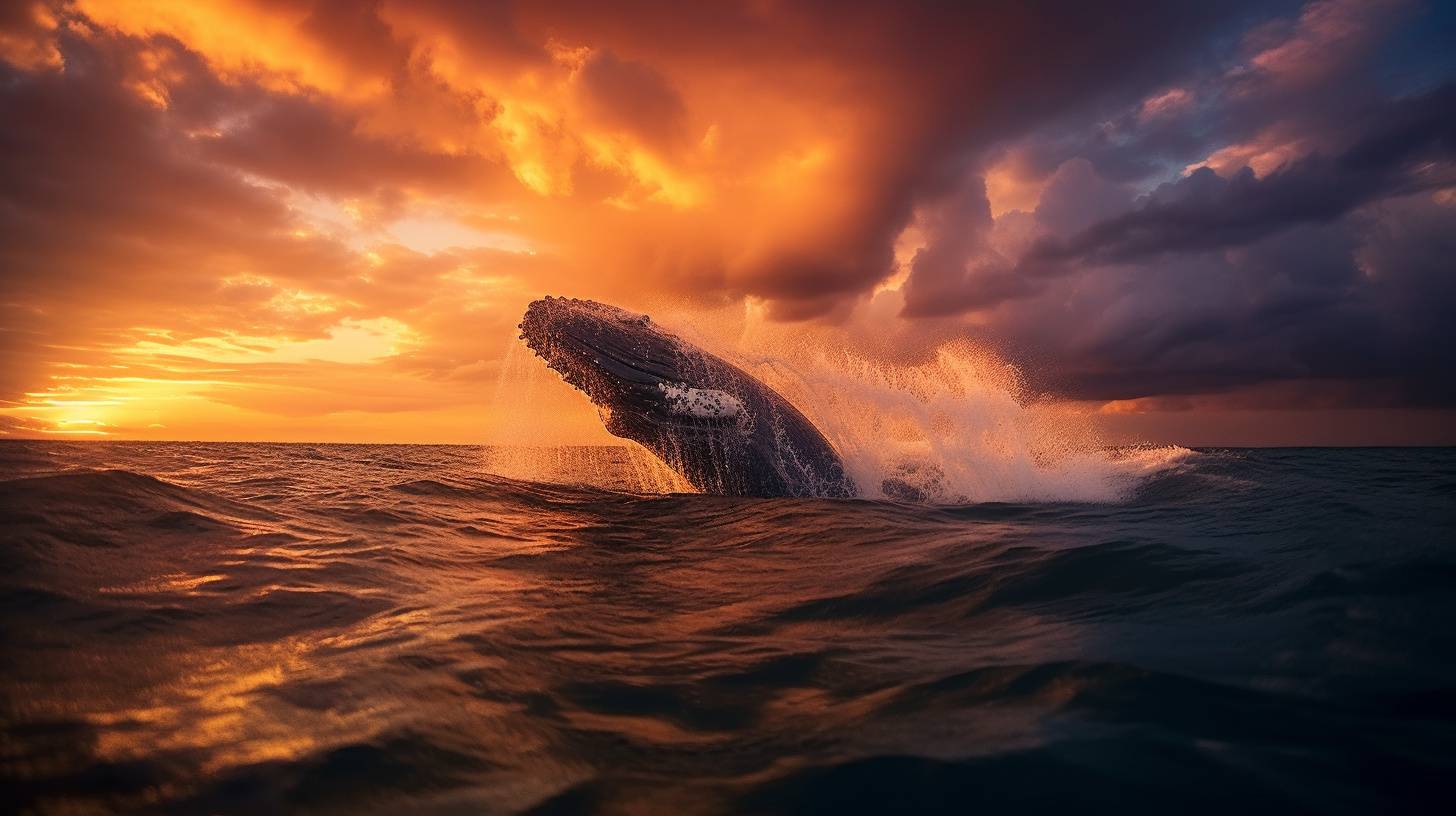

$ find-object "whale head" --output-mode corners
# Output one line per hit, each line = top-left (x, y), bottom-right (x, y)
(517, 296), (856, 498)
(519, 296), (744, 440)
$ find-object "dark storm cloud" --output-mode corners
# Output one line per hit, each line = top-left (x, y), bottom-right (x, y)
(886, 0), (1456, 410)
(984, 191), (1456, 408)
(1026, 84), (1456, 269)
(998, 0), (1421, 187)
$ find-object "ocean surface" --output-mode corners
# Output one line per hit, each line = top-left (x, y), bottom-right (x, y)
(2, 441), (1454, 814)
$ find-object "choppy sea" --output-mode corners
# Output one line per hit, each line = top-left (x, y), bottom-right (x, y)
(2, 441), (1454, 814)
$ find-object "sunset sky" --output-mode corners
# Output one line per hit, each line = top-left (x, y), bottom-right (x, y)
(2, 0), (1453, 445)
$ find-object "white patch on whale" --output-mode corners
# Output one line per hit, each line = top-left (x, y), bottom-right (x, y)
(658, 383), (743, 419)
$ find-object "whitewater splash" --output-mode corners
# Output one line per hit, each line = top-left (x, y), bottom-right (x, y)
(482, 336), (693, 493)
(485, 307), (1187, 503)
(743, 341), (1189, 503)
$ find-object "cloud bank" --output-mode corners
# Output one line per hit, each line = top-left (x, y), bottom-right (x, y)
(0, 0), (1452, 442)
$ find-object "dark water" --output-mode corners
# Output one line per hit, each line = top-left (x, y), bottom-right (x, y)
(2, 441), (1454, 814)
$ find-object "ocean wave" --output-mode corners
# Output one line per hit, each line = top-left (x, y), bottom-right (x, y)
(2, 442), (1454, 814)
(1, 467), (278, 523)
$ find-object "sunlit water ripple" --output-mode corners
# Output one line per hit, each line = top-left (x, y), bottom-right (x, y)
(2, 441), (1454, 814)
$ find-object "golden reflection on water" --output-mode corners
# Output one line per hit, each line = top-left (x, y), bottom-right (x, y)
(87, 644), (306, 768)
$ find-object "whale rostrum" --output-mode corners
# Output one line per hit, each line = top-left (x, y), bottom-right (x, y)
(519, 297), (856, 498)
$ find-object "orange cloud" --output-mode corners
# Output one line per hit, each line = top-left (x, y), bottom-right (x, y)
(2, 0), (1450, 444)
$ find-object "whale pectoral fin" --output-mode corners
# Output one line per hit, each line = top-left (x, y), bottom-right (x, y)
(657, 383), (744, 422)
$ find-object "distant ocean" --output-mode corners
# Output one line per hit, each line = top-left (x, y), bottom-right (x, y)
(3, 441), (1454, 814)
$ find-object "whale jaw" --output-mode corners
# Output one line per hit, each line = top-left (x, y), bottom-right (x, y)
(518, 296), (857, 498)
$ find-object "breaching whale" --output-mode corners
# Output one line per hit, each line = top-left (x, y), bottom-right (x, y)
(519, 297), (856, 498)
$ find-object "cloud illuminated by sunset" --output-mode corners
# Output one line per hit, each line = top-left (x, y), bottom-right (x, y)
(1, 0), (1453, 444)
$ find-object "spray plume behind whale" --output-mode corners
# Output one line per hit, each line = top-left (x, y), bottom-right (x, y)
(509, 297), (1191, 502)
(518, 296), (857, 498)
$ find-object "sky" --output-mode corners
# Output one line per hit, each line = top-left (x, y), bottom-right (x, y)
(1, 0), (1453, 445)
